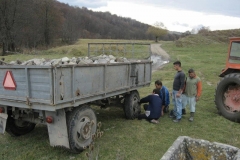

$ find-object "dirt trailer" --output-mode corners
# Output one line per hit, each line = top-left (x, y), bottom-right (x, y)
(0, 43), (152, 153)
(215, 37), (240, 122)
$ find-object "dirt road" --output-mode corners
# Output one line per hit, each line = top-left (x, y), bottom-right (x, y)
(151, 44), (170, 61)
(150, 44), (170, 71)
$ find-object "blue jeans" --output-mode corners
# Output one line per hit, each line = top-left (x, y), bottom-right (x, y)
(182, 94), (196, 112)
(172, 90), (182, 119)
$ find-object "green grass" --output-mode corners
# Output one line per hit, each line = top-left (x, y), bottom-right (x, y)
(1, 38), (239, 160)
(2, 39), (152, 63)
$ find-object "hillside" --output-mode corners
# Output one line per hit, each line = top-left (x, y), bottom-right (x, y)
(175, 29), (240, 47)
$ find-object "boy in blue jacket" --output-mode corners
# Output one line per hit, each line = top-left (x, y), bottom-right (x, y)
(138, 89), (162, 124)
(155, 80), (170, 116)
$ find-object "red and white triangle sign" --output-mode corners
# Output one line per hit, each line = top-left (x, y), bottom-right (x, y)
(3, 71), (16, 90)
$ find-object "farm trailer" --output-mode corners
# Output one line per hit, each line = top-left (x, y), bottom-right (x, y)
(0, 43), (152, 153)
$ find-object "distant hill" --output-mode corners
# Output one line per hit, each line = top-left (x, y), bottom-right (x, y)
(56, 3), (181, 41)
(175, 29), (240, 47)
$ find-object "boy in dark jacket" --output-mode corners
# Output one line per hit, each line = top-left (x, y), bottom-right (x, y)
(138, 89), (162, 124)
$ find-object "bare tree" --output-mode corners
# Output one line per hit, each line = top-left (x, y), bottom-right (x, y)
(0, 0), (18, 55)
(198, 26), (210, 35)
(37, 0), (61, 47)
(147, 22), (168, 42)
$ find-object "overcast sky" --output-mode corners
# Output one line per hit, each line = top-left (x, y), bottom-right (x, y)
(57, 0), (240, 32)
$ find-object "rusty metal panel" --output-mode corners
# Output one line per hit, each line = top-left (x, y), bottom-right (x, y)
(55, 67), (73, 102)
(55, 65), (105, 103)
(53, 62), (151, 105)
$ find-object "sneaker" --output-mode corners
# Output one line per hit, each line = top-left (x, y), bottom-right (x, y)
(169, 115), (176, 119)
(173, 119), (181, 123)
(169, 110), (175, 118)
(189, 117), (194, 122)
(150, 119), (159, 124)
(182, 109), (186, 115)
(164, 106), (169, 113)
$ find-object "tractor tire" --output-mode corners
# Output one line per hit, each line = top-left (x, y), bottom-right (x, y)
(6, 116), (36, 136)
(215, 73), (240, 122)
(67, 105), (97, 153)
(124, 90), (141, 119)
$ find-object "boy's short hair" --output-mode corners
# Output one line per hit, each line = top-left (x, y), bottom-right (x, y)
(155, 80), (162, 86)
(173, 61), (181, 67)
(188, 68), (195, 73)
(153, 88), (160, 94)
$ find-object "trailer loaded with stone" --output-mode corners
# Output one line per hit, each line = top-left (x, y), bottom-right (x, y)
(0, 43), (152, 153)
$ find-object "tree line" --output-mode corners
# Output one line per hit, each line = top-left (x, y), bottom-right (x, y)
(0, 0), (182, 56)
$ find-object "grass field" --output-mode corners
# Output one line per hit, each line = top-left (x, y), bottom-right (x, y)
(1, 37), (240, 160)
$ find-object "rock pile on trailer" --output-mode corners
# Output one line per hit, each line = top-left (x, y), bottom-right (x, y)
(1, 55), (142, 66)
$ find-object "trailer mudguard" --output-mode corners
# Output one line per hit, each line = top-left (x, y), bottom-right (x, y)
(0, 113), (8, 134)
(46, 109), (70, 148)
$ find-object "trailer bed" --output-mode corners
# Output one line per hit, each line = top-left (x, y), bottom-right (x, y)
(0, 61), (151, 111)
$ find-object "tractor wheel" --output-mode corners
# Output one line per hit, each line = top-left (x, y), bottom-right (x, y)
(124, 90), (141, 119)
(6, 116), (36, 136)
(67, 105), (97, 153)
(215, 73), (240, 122)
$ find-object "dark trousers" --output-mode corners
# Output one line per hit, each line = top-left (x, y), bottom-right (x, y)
(138, 104), (158, 121)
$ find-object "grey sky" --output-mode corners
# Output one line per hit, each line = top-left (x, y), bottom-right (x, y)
(57, 0), (240, 32)
(58, 0), (107, 8)
(58, 0), (240, 17)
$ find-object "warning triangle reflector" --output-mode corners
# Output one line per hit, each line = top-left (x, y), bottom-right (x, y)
(3, 71), (16, 90)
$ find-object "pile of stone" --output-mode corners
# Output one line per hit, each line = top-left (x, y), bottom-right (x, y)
(1, 55), (141, 66)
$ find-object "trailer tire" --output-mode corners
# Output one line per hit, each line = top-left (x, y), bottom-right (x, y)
(67, 105), (97, 153)
(6, 116), (36, 136)
(124, 90), (141, 119)
(215, 73), (240, 122)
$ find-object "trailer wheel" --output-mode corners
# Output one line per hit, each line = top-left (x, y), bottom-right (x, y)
(124, 90), (141, 119)
(215, 73), (240, 122)
(67, 105), (97, 153)
(6, 117), (36, 136)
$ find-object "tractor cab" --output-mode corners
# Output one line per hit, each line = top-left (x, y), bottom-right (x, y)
(220, 37), (240, 77)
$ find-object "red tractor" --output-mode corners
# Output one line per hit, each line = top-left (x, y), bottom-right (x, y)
(215, 37), (240, 122)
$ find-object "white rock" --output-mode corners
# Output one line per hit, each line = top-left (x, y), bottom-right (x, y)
(44, 62), (52, 66)
(109, 60), (116, 63)
(9, 61), (17, 65)
(51, 59), (62, 66)
(68, 62), (75, 65)
(109, 55), (116, 60)
(98, 59), (108, 64)
(61, 57), (69, 62)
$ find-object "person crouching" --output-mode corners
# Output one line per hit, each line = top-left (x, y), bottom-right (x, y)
(138, 89), (162, 124)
